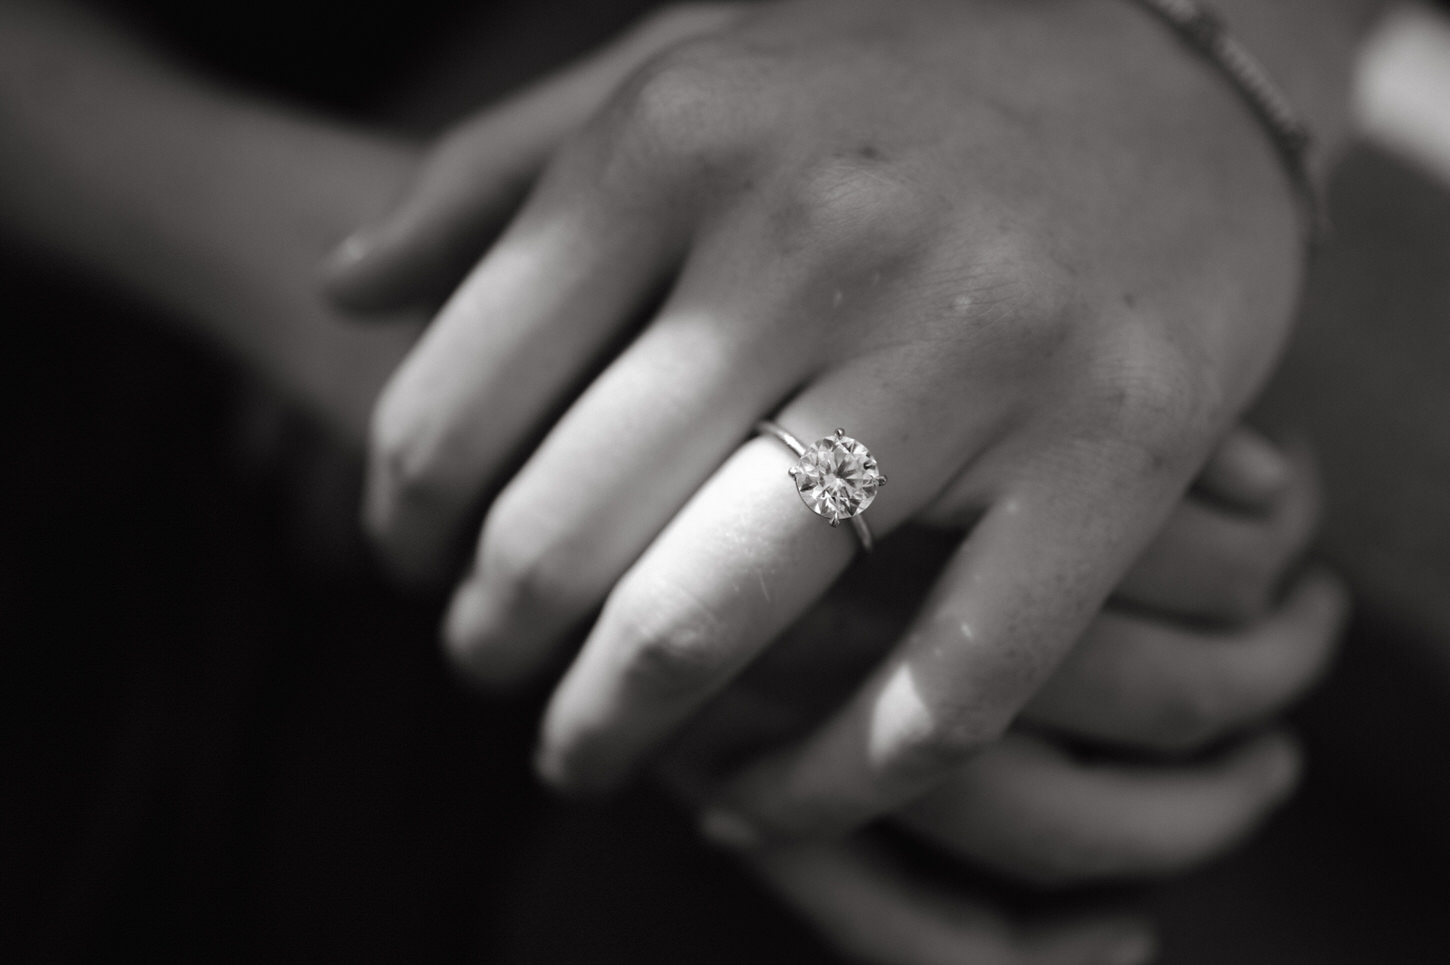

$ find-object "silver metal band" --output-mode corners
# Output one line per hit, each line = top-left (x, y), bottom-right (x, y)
(1126, 0), (1330, 246)
(755, 419), (875, 552)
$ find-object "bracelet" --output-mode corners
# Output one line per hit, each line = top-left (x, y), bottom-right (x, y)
(1124, 0), (1331, 246)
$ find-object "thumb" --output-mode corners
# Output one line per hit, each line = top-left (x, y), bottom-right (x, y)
(322, 2), (746, 313)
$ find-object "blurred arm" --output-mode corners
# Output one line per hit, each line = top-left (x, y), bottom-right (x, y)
(0, 0), (421, 441)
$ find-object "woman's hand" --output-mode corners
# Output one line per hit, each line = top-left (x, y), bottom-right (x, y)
(664, 425), (1337, 852)
(655, 425), (1336, 963)
(343, 0), (1359, 844)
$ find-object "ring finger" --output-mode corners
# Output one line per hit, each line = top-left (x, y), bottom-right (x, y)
(532, 351), (1003, 794)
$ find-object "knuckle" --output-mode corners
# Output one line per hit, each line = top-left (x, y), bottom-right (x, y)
(618, 624), (726, 699)
(966, 229), (1079, 320)
(1087, 340), (1222, 478)
(1116, 361), (1212, 449)
(949, 237), (1083, 371)
(608, 41), (756, 173)
(609, 583), (733, 698)
(365, 390), (452, 538)
(474, 498), (583, 613)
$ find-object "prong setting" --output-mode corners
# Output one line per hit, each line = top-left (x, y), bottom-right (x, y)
(757, 420), (881, 552)
(784, 427), (883, 524)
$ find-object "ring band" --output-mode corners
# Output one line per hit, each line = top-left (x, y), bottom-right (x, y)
(755, 420), (886, 553)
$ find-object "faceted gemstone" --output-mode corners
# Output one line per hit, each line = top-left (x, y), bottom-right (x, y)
(790, 431), (881, 522)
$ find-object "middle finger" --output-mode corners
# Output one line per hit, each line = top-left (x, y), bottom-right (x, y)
(363, 128), (691, 584)
(441, 215), (817, 683)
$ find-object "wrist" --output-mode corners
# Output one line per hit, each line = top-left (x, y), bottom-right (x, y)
(1202, 0), (1387, 178)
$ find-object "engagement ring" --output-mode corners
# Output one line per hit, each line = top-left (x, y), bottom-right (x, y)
(755, 421), (885, 552)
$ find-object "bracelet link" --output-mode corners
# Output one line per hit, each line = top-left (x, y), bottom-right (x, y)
(1181, 8), (1225, 50)
(1125, 0), (1329, 248)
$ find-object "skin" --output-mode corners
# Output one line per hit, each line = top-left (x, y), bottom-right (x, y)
(665, 431), (1338, 855)
(0, 0), (422, 439)
(346, 0), (1377, 846)
(0, 3), (1350, 960)
(656, 425), (1340, 963)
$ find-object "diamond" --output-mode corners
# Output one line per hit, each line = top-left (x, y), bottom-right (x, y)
(788, 428), (883, 524)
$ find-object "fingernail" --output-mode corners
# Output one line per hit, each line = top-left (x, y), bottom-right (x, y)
(1101, 931), (1157, 965)
(699, 808), (762, 850)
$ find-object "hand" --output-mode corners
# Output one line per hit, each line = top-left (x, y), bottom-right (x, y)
(352, 0), (1327, 843)
(664, 426), (1337, 862)
(323, 2), (749, 313)
(654, 426), (1336, 964)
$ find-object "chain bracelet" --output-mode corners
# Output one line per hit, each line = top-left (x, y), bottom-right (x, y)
(1125, 0), (1331, 246)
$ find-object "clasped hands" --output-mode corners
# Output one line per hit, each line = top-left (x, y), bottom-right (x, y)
(325, 1), (1338, 960)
